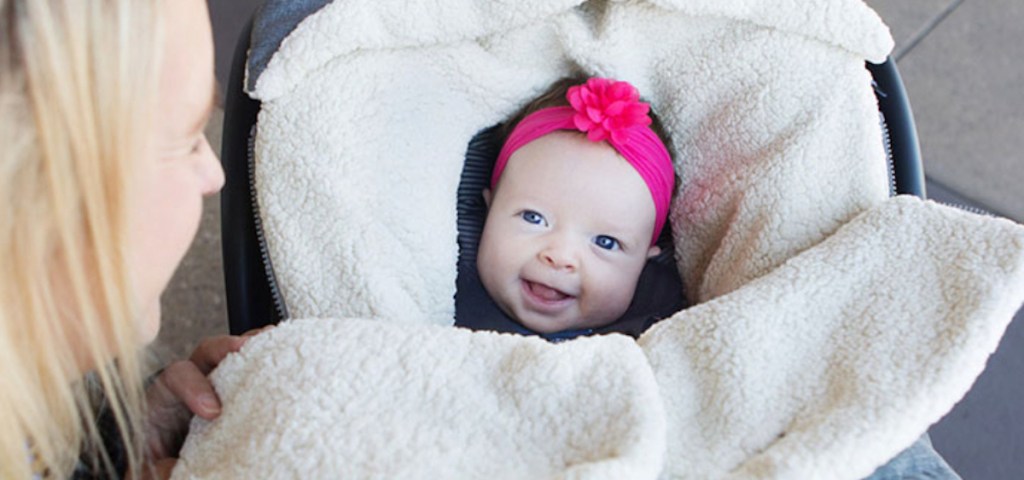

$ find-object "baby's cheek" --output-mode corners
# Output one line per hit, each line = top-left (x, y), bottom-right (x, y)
(612, 259), (649, 301)
(589, 273), (635, 317)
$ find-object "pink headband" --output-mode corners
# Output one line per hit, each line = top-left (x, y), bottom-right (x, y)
(491, 78), (675, 245)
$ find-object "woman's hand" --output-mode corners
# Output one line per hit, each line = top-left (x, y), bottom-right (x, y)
(143, 327), (270, 463)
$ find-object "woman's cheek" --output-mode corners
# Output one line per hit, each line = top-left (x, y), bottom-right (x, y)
(127, 165), (204, 342)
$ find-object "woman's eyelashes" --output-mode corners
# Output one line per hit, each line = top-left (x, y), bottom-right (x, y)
(163, 135), (208, 160)
(189, 135), (208, 155)
(593, 235), (621, 251)
(520, 210), (547, 226)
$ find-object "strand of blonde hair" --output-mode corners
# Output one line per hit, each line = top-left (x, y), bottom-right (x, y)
(1, 1), (162, 477)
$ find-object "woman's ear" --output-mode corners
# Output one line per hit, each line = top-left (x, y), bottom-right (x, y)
(482, 188), (492, 207)
(646, 245), (661, 259)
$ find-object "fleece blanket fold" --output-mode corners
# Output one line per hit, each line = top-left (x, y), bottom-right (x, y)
(173, 0), (1024, 478)
(173, 318), (667, 479)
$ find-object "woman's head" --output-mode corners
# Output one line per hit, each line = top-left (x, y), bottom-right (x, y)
(0, 0), (221, 476)
(477, 77), (677, 333)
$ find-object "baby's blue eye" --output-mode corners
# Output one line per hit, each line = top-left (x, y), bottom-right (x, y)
(521, 210), (546, 226)
(594, 235), (620, 251)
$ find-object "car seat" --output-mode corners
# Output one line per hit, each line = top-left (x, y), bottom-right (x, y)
(219, 17), (925, 336)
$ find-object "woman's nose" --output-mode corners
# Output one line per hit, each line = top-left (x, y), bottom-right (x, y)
(197, 135), (225, 196)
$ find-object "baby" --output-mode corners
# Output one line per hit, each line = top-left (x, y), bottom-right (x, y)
(461, 77), (681, 340)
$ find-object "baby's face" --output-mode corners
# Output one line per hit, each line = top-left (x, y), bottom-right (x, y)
(477, 131), (660, 334)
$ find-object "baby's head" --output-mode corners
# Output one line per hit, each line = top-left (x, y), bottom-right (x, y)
(477, 77), (676, 334)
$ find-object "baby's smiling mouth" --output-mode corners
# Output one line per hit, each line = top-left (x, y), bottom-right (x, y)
(528, 281), (570, 300)
(521, 279), (576, 311)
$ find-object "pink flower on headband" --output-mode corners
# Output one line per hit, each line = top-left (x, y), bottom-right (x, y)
(567, 78), (652, 144)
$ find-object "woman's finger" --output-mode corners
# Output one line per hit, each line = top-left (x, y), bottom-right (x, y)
(159, 360), (221, 420)
(188, 334), (246, 374)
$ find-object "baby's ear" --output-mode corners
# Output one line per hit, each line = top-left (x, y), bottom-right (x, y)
(482, 188), (492, 207)
(646, 245), (661, 259)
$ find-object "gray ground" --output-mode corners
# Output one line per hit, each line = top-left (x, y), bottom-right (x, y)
(151, 2), (1023, 478)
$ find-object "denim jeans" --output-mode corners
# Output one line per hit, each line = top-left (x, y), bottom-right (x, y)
(864, 434), (961, 479)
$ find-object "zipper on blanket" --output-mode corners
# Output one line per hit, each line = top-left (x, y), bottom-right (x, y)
(938, 201), (993, 217)
(875, 88), (992, 217)
(247, 125), (289, 321)
(878, 113), (992, 217)
(878, 112), (898, 197)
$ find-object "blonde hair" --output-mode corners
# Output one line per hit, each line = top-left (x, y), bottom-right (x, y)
(1, 0), (162, 477)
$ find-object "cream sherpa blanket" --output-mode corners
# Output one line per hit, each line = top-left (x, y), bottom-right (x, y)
(173, 0), (1024, 478)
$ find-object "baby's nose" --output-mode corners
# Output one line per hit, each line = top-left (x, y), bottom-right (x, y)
(539, 241), (579, 271)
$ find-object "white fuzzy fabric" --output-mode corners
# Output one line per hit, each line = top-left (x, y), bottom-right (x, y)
(172, 1), (1024, 478)
(641, 197), (1024, 479)
(173, 318), (666, 479)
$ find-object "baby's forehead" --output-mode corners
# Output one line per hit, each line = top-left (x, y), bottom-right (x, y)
(502, 133), (633, 176)
(496, 157), (656, 234)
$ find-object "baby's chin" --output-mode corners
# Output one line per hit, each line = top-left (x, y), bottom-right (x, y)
(514, 309), (617, 334)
